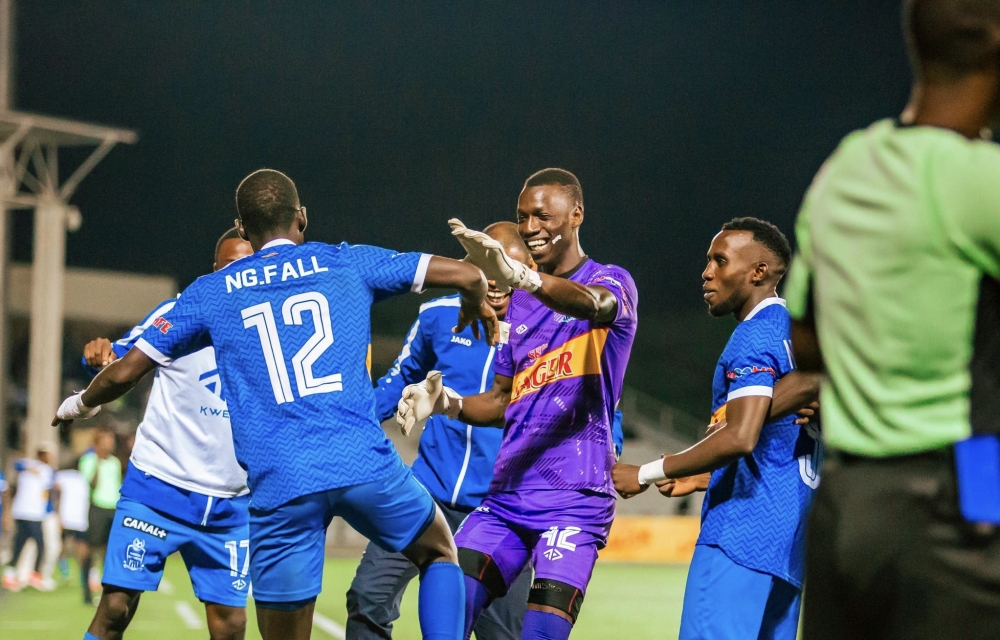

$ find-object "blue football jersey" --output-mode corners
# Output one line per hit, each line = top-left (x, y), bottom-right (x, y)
(136, 239), (429, 510)
(697, 297), (822, 589)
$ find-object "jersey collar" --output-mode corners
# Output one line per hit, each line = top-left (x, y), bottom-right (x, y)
(260, 238), (296, 250)
(743, 296), (785, 322)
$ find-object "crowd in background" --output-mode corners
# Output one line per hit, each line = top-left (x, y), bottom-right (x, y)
(0, 427), (126, 605)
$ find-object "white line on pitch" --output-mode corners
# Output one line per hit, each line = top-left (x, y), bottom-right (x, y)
(159, 578), (174, 594)
(174, 601), (204, 629)
(313, 611), (346, 639)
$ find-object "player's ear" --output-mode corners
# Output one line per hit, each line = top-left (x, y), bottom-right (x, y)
(751, 262), (769, 285)
(298, 206), (308, 233)
(571, 204), (584, 229)
(234, 218), (249, 242)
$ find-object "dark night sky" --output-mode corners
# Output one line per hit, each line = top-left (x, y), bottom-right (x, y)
(13, 2), (911, 313)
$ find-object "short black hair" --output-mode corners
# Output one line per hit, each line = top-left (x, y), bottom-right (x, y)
(905, 0), (1000, 81)
(214, 226), (243, 261)
(235, 169), (301, 237)
(721, 217), (791, 271)
(523, 168), (583, 207)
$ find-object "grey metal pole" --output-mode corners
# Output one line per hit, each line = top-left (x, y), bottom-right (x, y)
(24, 195), (65, 460)
(0, 0), (13, 467)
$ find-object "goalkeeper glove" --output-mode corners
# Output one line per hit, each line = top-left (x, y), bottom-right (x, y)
(395, 371), (464, 436)
(449, 218), (542, 294)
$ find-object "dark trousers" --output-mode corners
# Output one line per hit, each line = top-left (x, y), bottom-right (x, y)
(12, 519), (45, 572)
(346, 500), (532, 640)
(803, 448), (1000, 640)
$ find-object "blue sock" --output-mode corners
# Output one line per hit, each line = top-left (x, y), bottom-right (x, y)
(522, 609), (574, 640)
(463, 575), (492, 639)
(84, 632), (103, 640)
(419, 562), (465, 640)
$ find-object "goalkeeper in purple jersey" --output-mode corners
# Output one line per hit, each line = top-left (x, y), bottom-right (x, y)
(397, 168), (636, 640)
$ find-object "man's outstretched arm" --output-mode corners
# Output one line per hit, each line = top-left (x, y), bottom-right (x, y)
(530, 275), (618, 323)
(52, 348), (158, 427)
(423, 256), (497, 345)
(394, 372), (512, 435)
(458, 374), (513, 427)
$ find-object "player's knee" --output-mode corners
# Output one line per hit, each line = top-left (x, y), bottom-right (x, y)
(458, 548), (508, 600)
(527, 579), (584, 624)
(97, 591), (136, 631)
(206, 605), (247, 640)
(404, 514), (458, 568)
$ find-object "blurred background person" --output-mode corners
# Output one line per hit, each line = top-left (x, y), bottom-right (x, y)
(2, 443), (57, 591)
(55, 461), (91, 600)
(78, 428), (122, 601)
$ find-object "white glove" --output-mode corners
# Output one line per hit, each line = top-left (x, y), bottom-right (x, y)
(449, 218), (542, 293)
(395, 371), (464, 436)
(55, 392), (101, 422)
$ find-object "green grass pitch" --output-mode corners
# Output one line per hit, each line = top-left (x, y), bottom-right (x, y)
(0, 557), (689, 639)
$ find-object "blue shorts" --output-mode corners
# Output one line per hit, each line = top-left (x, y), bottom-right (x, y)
(102, 497), (250, 608)
(679, 544), (801, 640)
(249, 463), (436, 605)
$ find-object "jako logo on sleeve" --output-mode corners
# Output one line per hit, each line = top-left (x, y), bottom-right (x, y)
(151, 317), (172, 334)
(726, 365), (776, 380)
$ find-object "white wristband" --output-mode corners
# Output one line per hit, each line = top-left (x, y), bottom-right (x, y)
(637, 459), (667, 486)
(56, 391), (101, 421)
(519, 269), (542, 293)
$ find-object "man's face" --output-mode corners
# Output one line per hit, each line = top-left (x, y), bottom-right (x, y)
(516, 185), (580, 270)
(214, 237), (254, 272)
(95, 432), (116, 457)
(702, 230), (758, 318)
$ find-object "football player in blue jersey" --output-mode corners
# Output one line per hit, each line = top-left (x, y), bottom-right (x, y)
(53, 168), (498, 640)
(613, 218), (821, 640)
(75, 227), (253, 640)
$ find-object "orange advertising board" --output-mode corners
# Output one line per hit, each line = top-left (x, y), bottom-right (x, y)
(600, 515), (701, 563)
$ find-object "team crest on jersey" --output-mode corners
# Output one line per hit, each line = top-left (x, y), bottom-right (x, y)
(123, 538), (146, 571)
(151, 317), (173, 334)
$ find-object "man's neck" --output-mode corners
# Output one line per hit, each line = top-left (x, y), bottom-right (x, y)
(251, 231), (302, 252)
(542, 239), (587, 277)
(904, 75), (998, 139)
(735, 288), (778, 322)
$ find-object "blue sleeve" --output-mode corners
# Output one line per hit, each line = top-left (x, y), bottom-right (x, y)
(723, 322), (782, 401)
(349, 244), (429, 303)
(373, 314), (436, 422)
(81, 298), (178, 377)
(133, 283), (212, 365)
(13, 460), (25, 473)
(612, 409), (624, 458)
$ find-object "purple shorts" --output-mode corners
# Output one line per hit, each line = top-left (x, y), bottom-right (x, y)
(454, 489), (615, 593)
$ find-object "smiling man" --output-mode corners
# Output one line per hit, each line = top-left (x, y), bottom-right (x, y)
(398, 168), (638, 640)
(612, 217), (820, 640)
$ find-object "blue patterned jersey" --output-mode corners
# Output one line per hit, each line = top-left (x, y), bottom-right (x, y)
(697, 297), (822, 588)
(136, 239), (429, 510)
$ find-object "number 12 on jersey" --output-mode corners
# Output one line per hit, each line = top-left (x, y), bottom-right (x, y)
(242, 291), (343, 404)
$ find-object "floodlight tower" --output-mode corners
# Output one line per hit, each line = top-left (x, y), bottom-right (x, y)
(0, 0), (136, 460)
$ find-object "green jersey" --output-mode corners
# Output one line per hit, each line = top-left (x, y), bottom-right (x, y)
(79, 451), (121, 509)
(785, 119), (1000, 456)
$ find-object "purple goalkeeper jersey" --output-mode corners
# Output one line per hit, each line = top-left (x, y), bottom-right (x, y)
(491, 259), (638, 496)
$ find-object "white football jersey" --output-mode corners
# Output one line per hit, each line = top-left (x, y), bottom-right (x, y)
(55, 469), (90, 531)
(118, 300), (248, 498)
(11, 459), (54, 521)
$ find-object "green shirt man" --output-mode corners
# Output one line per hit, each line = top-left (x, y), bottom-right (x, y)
(79, 449), (121, 510)
(784, 118), (1000, 456)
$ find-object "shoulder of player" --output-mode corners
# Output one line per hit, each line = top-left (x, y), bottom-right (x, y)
(417, 294), (462, 333)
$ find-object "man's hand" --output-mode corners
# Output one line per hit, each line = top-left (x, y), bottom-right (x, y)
(395, 371), (464, 436)
(449, 219), (541, 293)
(51, 391), (101, 429)
(612, 463), (651, 499)
(83, 338), (118, 369)
(794, 401), (820, 425)
(455, 297), (500, 347)
(656, 473), (711, 498)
